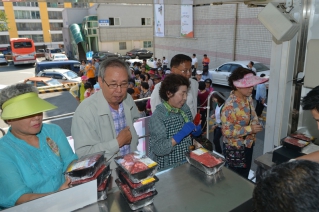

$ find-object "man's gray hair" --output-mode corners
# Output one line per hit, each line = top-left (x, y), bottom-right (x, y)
(98, 58), (130, 79)
(0, 83), (38, 110)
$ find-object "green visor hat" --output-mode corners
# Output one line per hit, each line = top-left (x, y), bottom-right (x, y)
(1, 92), (57, 120)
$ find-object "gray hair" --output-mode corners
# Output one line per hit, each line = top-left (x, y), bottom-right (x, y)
(98, 58), (131, 79)
(0, 83), (38, 110)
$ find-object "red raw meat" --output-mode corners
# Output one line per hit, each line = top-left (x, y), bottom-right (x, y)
(190, 152), (222, 168)
(131, 161), (148, 174)
(120, 181), (153, 202)
(120, 171), (142, 189)
(290, 133), (312, 141)
(120, 153), (148, 174)
(193, 113), (201, 125)
(284, 137), (308, 148)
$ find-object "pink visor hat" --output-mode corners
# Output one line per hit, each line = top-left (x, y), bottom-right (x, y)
(233, 73), (269, 88)
(81, 75), (88, 80)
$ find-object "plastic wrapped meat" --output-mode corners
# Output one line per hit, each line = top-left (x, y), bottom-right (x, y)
(283, 137), (309, 148)
(190, 150), (223, 168)
(65, 151), (105, 179)
(116, 179), (155, 202)
(70, 164), (109, 186)
(119, 153), (151, 174)
(290, 133), (314, 142)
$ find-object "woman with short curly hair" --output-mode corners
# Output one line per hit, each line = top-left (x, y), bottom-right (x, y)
(149, 74), (201, 170)
(221, 67), (268, 179)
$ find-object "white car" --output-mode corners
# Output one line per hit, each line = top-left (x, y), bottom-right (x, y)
(37, 68), (81, 84)
(125, 58), (154, 69)
(208, 61), (270, 87)
(0, 54), (8, 65)
(52, 53), (68, 61)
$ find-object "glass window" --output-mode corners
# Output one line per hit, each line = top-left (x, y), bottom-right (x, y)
(51, 34), (63, 42)
(50, 23), (63, 30)
(65, 71), (78, 79)
(14, 10), (40, 19)
(230, 65), (241, 73)
(36, 82), (47, 87)
(18, 34), (43, 42)
(48, 11), (62, 19)
(141, 18), (152, 26)
(53, 74), (63, 79)
(119, 42), (126, 50)
(13, 41), (33, 49)
(218, 64), (231, 72)
(0, 35), (10, 45)
(143, 41), (152, 48)
(13, 2), (38, 7)
(109, 18), (120, 26)
(47, 2), (64, 8)
(72, 3), (89, 8)
(254, 63), (269, 72)
(16, 23), (42, 31)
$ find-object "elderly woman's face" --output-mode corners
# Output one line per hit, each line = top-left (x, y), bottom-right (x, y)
(8, 113), (43, 136)
(236, 86), (254, 97)
(167, 85), (188, 109)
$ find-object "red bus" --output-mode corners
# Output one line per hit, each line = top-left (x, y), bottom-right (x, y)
(10, 38), (36, 65)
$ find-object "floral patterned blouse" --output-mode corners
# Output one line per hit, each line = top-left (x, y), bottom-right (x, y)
(221, 91), (259, 148)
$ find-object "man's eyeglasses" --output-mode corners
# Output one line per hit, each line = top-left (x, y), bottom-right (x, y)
(102, 79), (129, 89)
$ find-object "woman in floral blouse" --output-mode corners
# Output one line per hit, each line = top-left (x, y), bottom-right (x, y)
(221, 67), (268, 179)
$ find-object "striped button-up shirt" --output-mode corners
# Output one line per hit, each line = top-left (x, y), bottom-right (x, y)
(109, 103), (130, 156)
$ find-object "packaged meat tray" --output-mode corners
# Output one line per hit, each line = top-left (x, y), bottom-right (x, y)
(282, 136), (310, 152)
(116, 168), (158, 197)
(114, 153), (158, 183)
(97, 170), (112, 201)
(70, 163), (110, 186)
(185, 148), (225, 175)
(65, 151), (105, 180)
(115, 179), (157, 210)
(289, 133), (315, 142)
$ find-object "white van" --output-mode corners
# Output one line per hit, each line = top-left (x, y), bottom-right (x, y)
(45, 48), (62, 61)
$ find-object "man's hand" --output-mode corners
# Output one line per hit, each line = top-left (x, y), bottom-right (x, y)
(117, 126), (132, 147)
(59, 176), (71, 191)
(75, 97), (80, 102)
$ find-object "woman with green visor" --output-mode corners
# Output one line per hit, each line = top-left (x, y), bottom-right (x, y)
(0, 83), (78, 209)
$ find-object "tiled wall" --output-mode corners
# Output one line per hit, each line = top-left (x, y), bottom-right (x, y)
(154, 3), (272, 69)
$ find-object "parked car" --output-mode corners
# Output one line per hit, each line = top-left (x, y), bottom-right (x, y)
(24, 77), (64, 88)
(37, 69), (81, 84)
(34, 60), (80, 75)
(92, 51), (118, 61)
(125, 59), (154, 69)
(45, 48), (63, 61)
(208, 61), (270, 87)
(0, 54), (8, 65)
(52, 53), (68, 61)
(126, 49), (153, 59)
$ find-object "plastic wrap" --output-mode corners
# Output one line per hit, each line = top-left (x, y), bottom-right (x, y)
(185, 148), (225, 175)
(115, 179), (157, 210)
(116, 168), (158, 197)
(289, 133), (315, 142)
(282, 136), (310, 151)
(97, 171), (112, 201)
(65, 151), (105, 180)
(70, 164), (110, 186)
(114, 153), (158, 183)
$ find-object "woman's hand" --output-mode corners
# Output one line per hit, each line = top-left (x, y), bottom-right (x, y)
(251, 124), (263, 134)
(59, 176), (71, 191)
(211, 114), (215, 119)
